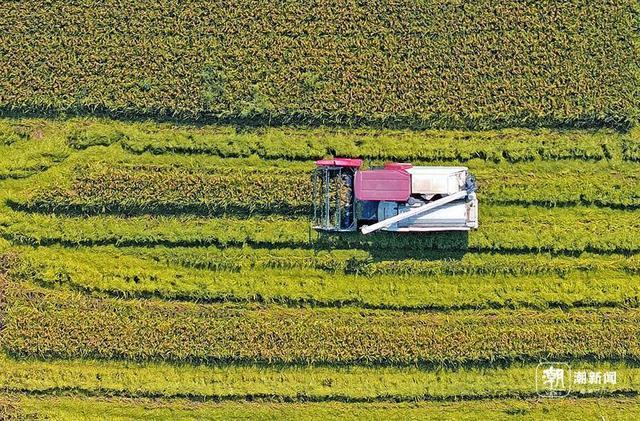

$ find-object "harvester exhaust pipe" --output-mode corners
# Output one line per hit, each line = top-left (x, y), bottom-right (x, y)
(360, 190), (468, 235)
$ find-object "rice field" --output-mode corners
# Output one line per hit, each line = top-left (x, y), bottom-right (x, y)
(1, 118), (639, 418)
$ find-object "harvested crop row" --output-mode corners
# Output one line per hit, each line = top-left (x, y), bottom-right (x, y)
(0, 213), (310, 249)
(65, 141), (317, 171)
(13, 236), (640, 279)
(15, 159), (640, 215)
(473, 160), (640, 208)
(0, 1), (637, 128)
(1, 354), (635, 401)
(5, 283), (640, 365)
(0, 139), (69, 180)
(14, 396), (640, 420)
(7, 116), (631, 163)
(119, 246), (640, 277)
(60, 133), (640, 174)
(0, 119), (72, 178)
(0, 120), (27, 146)
(122, 129), (624, 163)
(66, 122), (625, 163)
(3, 206), (640, 254)
(13, 245), (640, 311)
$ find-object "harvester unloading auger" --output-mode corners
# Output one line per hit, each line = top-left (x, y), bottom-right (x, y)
(312, 159), (478, 234)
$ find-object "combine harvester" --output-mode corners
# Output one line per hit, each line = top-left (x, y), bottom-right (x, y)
(312, 158), (478, 234)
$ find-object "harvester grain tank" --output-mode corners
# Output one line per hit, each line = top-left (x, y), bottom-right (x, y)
(312, 158), (478, 234)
